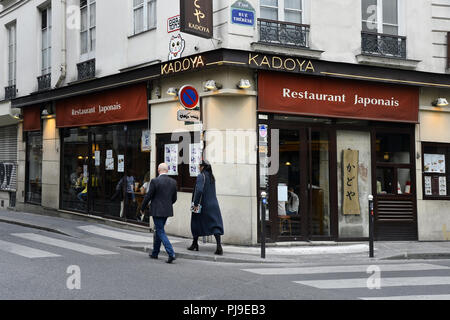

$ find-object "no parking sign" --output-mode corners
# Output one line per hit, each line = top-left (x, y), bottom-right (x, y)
(179, 85), (199, 110)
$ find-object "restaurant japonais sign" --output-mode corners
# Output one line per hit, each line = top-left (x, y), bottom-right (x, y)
(258, 72), (419, 123)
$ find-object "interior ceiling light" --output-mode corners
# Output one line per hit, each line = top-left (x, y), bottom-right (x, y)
(432, 98), (449, 107)
(204, 80), (222, 91)
(237, 79), (251, 89)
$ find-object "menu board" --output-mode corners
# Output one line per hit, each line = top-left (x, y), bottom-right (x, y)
(165, 144), (178, 175)
(425, 175), (448, 196)
(424, 154), (445, 173)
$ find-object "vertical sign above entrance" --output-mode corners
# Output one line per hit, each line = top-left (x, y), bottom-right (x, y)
(180, 0), (213, 39)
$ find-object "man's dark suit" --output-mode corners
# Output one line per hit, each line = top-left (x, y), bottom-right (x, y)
(141, 174), (177, 217)
(140, 174), (177, 261)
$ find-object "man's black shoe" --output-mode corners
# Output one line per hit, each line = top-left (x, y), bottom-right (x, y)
(149, 255), (158, 259)
(166, 256), (176, 264)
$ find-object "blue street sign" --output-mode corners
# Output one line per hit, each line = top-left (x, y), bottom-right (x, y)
(231, 9), (254, 26)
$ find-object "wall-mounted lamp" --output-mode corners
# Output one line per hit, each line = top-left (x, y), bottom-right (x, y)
(167, 87), (178, 96)
(204, 80), (222, 91)
(41, 105), (55, 118)
(10, 108), (22, 120)
(432, 98), (449, 107)
(237, 79), (251, 89)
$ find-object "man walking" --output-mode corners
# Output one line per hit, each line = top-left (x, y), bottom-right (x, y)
(140, 163), (177, 263)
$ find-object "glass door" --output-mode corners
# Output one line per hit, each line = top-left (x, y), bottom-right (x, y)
(268, 125), (333, 241)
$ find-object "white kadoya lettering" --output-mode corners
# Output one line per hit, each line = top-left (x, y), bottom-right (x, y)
(354, 94), (400, 107)
(283, 88), (346, 103)
(98, 103), (121, 114)
(72, 107), (96, 116)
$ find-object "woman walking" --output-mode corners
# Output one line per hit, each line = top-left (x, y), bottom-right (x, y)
(188, 160), (224, 255)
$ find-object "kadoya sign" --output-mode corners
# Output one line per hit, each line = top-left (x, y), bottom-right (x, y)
(258, 72), (419, 123)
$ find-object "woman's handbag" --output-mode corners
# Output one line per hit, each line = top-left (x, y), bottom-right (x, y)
(191, 173), (205, 214)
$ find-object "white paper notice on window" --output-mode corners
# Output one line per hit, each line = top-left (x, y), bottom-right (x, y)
(106, 150), (113, 159)
(439, 176), (447, 196)
(106, 158), (114, 171)
(94, 151), (100, 167)
(118, 155), (124, 173)
(165, 144), (178, 175)
(424, 176), (432, 196)
(189, 143), (202, 177)
(278, 184), (288, 202)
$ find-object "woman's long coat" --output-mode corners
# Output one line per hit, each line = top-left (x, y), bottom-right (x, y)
(191, 171), (224, 237)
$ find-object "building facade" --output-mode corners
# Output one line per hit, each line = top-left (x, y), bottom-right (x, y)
(1, 0), (449, 244)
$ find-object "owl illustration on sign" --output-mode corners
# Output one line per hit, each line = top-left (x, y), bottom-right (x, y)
(168, 34), (185, 60)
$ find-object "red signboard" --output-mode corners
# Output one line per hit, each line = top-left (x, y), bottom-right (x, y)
(23, 105), (41, 132)
(56, 84), (148, 128)
(258, 72), (419, 123)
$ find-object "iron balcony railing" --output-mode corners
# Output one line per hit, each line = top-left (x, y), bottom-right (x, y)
(37, 73), (51, 91)
(77, 59), (96, 81)
(258, 18), (310, 48)
(361, 31), (406, 59)
(4, 84), (16, 100)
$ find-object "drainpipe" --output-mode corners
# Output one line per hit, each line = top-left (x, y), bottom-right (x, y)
(55, 0), (67, 88)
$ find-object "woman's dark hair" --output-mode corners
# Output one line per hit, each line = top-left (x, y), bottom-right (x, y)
(200, 160), (215, 183)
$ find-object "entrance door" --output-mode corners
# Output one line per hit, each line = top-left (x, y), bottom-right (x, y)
(269, 126), (333, 241)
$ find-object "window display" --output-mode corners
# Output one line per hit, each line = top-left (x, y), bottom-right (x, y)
(422, 143), (450, 199)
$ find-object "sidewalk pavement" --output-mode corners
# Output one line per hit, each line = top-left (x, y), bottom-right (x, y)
(2, 208), (450, 264)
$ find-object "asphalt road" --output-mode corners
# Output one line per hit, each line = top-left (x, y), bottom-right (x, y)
(1, 220), (450, 301)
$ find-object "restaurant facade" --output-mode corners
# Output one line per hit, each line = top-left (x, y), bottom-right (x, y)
(12, 48), (450, 244)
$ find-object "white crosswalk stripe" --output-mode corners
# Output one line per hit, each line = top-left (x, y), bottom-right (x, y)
(0, 239), (60, 259)
(242, 263), (450, 275)
(12, 233), (118, 256)
(78, 225), (179, 243)
(241, 263), (450, 300)
(78, 225), (153, 242)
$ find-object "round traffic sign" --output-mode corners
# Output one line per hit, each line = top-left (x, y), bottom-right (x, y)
(178, 85), (199, 110)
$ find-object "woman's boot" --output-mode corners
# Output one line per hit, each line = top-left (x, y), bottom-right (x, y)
(187, 237), (199, 251)
(214, 234), (223, 255)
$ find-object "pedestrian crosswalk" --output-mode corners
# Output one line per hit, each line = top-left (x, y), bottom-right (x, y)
(0, 224), (157, 259)
(242, 263), (450, 300)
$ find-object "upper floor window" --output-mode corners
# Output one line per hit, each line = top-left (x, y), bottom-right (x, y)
(80, 0), (96, 60)
(7, 22), (17, 87)
(41, 7), (52, 76)
(362, 0), (399, 35)
(133, 0), (157, 34)
(260, 0), (303, 24)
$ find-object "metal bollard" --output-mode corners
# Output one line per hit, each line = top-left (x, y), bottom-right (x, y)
(260, 191), (267, 259)
(368, 194), (374, 258)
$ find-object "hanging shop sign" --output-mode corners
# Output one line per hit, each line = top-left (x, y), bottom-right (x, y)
(55, 84), (148, 128)
(178, 85), (200, 109)
(258, 71), (419, 123)
(180, 0), (213, 39)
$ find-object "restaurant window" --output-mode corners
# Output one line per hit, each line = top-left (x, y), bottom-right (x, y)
(155, 132), (201, 193)
(60, 122), (150, 223)
(375, 132), (413, 195)
(26, 131), (43, 204)
(422, 143), (450, 199)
